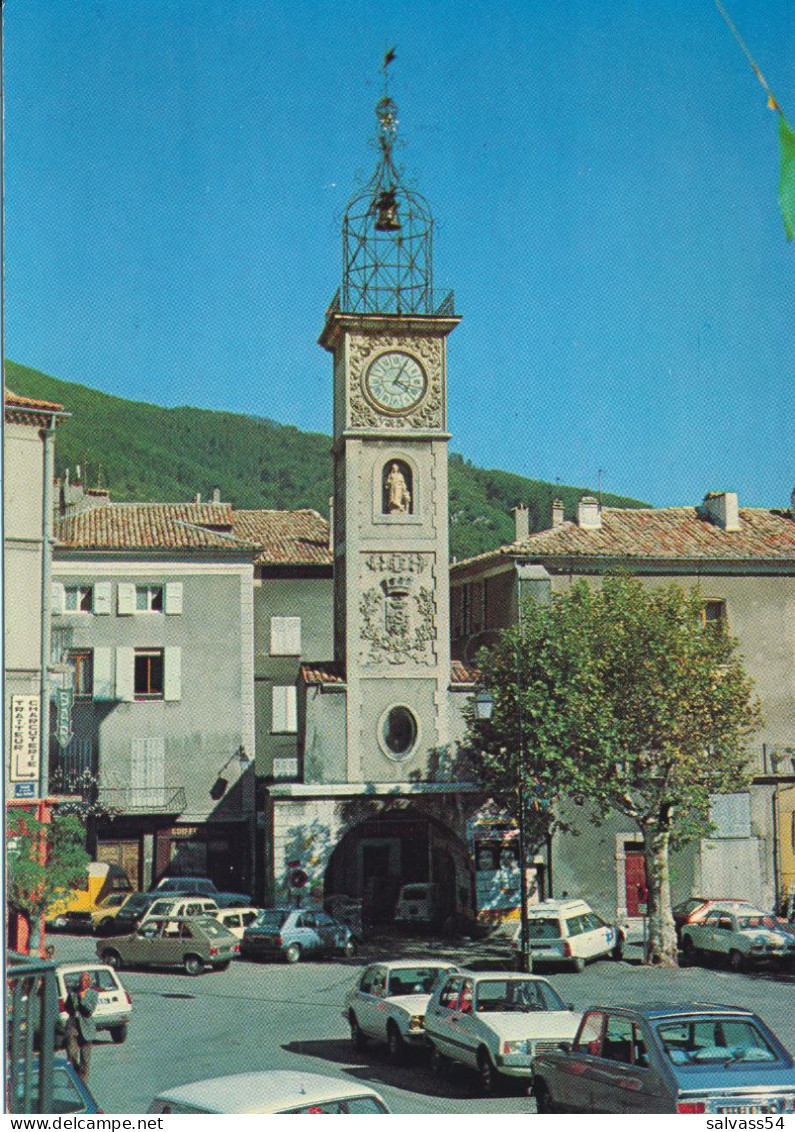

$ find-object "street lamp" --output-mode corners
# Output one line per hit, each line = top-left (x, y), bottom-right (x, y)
(472, 688), (533, 974)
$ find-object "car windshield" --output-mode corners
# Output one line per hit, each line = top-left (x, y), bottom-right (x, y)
(148, 901), (174, 917)
(526, 918), (562, 940)
(474, 978), (566, 1013)
(675, 899), (706, 915)
(386, 967), (450, 996)
(737, 915), (778, 930)
(100, 893), (127, 909)
(120, 894), (150, 912)
(254, 910), (290, 930)
(197, 919), (229, 938)
(656, 1019), (780, 1065)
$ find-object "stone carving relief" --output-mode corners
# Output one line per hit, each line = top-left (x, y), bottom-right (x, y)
(359, 552), (436, 666)
(348, 335), (443, 430)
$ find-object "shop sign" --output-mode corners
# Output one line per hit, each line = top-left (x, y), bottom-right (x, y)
(11, 694), (40, 782)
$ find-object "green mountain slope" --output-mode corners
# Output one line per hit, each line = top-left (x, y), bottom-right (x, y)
(5, 360), (649, 560)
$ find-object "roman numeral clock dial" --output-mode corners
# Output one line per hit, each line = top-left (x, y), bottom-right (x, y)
(364, 351), (427, 414)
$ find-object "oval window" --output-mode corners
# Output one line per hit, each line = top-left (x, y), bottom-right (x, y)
(381, 706), (418, 759)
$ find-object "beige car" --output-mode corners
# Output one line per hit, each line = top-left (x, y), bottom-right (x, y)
(91, 892), (137, 937)
(139, 896), (218, 926)
(212, 906), (259, 939)
(97, 916), (238, 976)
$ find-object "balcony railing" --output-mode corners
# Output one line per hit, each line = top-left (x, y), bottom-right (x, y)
(97, 786), (186, 814)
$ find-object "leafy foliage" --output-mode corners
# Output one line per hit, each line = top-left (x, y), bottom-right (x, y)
(6, 810), (90, 919)
(467, 575), (762, 964)
(6, 360), (648, 560)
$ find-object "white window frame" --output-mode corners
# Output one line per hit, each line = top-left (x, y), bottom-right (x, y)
(63, 584), (93, 613)
(135, 584), (164, 613)
(271, 685), (297, 733)
(270, 616), (301, 656)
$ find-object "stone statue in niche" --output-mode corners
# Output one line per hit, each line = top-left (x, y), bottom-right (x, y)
(384, 462), (412, 514)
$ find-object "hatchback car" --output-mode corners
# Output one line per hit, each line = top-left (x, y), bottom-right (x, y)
(425, 969), (581, 1093)
(345, 960), (456, 1061)
(148, 1070), (390, 1114)
(98, 915), (238, 975)
(56, 963), (132, 1044)
(139, 896), (218, 926)
(212, 906), (259, 939)
(90, 892), (138, 937)
(153, 876), (218, 895)
(532, 1002), (795, 1114)
(241, 907), (356, 963)
(682, 907), (795, 970)
(394, 883), (447, 929)
(511, 898), (624, 971)
(672, 898), (756, 943)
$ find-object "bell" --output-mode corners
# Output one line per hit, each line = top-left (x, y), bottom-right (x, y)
(375, 189), (401, 232)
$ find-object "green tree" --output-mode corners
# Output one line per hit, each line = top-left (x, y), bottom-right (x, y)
(7, 810), (90, 950)
(467, 575), (762, 966)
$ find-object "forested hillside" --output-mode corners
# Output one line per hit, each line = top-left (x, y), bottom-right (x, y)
(6, 360), (648, 560)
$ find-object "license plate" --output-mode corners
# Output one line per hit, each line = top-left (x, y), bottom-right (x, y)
(715, 1101), (783, 1115)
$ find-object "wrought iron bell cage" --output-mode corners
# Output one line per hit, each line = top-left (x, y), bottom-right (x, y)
(341, 96), (434, 315)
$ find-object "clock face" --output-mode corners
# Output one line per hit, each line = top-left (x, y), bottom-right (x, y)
(364, 351), (427, 413)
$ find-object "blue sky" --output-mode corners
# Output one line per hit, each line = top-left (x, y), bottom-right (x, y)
(5, 0), (792, 508)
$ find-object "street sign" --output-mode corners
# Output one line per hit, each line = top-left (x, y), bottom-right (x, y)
(289, 869), (308, 889)
(55, 686), (74, 749)
(13, 782), (36, 799)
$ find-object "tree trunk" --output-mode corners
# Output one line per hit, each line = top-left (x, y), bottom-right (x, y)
(642, 820), (678, 967)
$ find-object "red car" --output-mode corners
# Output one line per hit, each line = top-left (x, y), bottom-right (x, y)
(672, 898), (757, 943)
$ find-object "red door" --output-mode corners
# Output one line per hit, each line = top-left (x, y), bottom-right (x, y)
(624, 848), (647, 917)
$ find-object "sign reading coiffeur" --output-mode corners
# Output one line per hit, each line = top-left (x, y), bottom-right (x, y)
(11, 694), (40, 781)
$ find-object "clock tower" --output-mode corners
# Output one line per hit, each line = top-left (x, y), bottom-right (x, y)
(319, 92), (460, 783)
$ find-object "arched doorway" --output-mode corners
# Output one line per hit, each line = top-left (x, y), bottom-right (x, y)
(323, 805), (475, 928)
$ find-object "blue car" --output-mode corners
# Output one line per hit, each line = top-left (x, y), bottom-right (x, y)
(11, 1059), (101, 1114)
(241, 907), (356, 964)
(532, 1002), (795, 1114)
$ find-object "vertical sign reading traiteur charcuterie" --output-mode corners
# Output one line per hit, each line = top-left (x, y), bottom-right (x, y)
(10, 694), (40, 781)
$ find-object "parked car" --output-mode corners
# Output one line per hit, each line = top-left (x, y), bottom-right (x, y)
(681, 907), (795, 970)
(153, 876), (218, 895)
(212, 906), (259, 939)
(531, 1002), (795, 1114)
(55, 962), (132, 1044)
(241, 907), (356, 963)
(672, 898), (757, 944)
(139, 896), (219, 926)
(148, 1070), (390, 1114)
(47, 862), (133, 932)
(103, 890), (160, 936)
(11, 1058), (102, 1115)
(345, 960), (457, 1062)
(98, 915), (239, 975)
(394, 882), (449, 930)
(510, 899), (624, 972)
(91, 892), (138, 937)
(213, 891), (255, 909)
(424, 969), (581, 1093)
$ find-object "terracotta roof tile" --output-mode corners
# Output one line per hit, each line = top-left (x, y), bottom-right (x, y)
(300, 662), (345, 685)
(453, 506), (795, 570)
(55, 502), (248, 551)
(450, 660), (479, 684)
(232, 509), (332, 566)
(5, 388), (64, 411)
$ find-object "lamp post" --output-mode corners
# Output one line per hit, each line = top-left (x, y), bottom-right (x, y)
(473, 690), (533, 973)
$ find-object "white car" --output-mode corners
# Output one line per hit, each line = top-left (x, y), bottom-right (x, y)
(148, 1070), (390, 1114)
(425, 969), (581, 1094)
(139, 896), (218, 925)
(511, 898), (624, 972)
(344, 960), (457, 1062)
(682, 906), (795, 971)
(211, 906), (259, 939)
(55, 962), (132, 1044)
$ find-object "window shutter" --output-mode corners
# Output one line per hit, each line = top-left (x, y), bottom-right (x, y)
(116, 647), (135, 701)
(270, 616), (301, 655)
(132, 737), (165, 807)
(117, 582), (135, 615)
(164, 647), (182, 701)
(93, 648), (113, 700)
(51, 581), (65, 614)
(93, 581), (112, 614)
(165, 582), (183, 615)
(272, 686), (297, 733)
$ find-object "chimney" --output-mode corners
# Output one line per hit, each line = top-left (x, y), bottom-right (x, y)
(577, 495), (602, 529)
(212, 487), (221, 503)
(194, 492), (202, 504)
(700, 491), (740, 532)
(790, 487), (795, 518)
(328, 496), (334, 553)
(512, 504), (530, 543)
(551, 498), (564, 528)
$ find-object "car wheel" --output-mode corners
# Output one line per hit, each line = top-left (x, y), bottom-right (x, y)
(387, 1022), (407, 1065)
(477, 1047), (499, 1095)
(109, 1024), (127, 1044)
(729, 948), (745, 973)
(183, 954), (204, 976)
(611, 935), (624, 961)
(430, 1044), (448, 1077)
(349, 1013), (367, 1051)
(534, 1081), (555, 1114)
(96, 918), (115, 937)
(102, 949), (122, 971)
(682, 935), (699, 963)
(284, 942), (302, 964)
(343, 938), (357, 959)
(571, 955), (586, 973)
